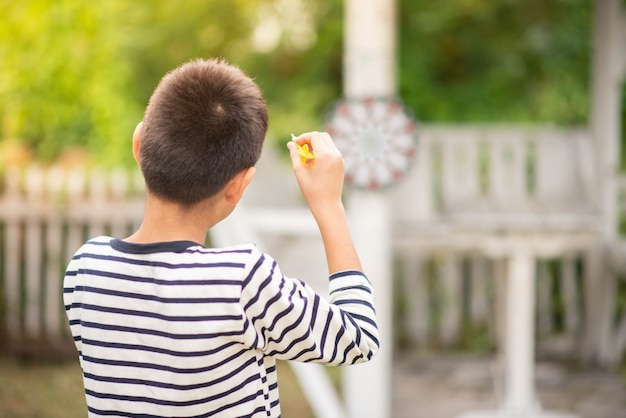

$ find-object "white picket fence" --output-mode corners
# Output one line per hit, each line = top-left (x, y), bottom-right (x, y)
(0, 166), (145, 348)
(0, 125), (624, 365)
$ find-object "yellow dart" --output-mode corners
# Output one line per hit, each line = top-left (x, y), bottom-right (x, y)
(291, 133), (315, 164)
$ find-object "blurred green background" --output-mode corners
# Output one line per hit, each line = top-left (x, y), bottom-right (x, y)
(0, 0), (600, 169)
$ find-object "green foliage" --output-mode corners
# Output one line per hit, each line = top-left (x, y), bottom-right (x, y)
(0, 0), (594, 165)
(0, 0), (345, 164)
(242, 0), (344, 142)
(0, 1), (142, 166)
(398, 0), (591, 124)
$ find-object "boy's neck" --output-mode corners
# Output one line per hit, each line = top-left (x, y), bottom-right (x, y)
(125, 194), (226, 246)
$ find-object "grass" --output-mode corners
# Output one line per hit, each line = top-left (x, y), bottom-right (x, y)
(0, 356), (86, 418)
(0, 356), (318, 418)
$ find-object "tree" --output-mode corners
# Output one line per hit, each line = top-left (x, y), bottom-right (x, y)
(0, 1), (142, 166)
(0, 0), (595, 166)
(398, 0), (591, 124)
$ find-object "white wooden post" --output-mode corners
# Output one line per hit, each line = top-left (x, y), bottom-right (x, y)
(502, 251), (538, 412)
(345, 191), (393, 418)
(343, 0), (396, 99)
(586, 0), (626, 365)
(343, 0), (395, 417)
(592, 0), (625, 240)
(459, 247), (578, 418)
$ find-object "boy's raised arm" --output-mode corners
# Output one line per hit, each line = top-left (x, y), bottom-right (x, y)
(287, 132), (361, 274)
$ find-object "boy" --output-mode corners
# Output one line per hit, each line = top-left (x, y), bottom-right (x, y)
(64, 58), (379, 418)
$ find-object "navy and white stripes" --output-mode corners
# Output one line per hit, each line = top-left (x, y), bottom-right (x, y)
(64, 236), (379, 418)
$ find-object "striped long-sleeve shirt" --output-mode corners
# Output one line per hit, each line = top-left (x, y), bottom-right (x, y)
(63, 236), (379, 418)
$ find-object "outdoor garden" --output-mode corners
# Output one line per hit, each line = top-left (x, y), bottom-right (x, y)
(2, 1), (623, 417)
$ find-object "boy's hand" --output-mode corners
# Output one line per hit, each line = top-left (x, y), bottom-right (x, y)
(287, 131), (345, 214)
(286, 133), (374, 358)
(288, 131), (361, 273)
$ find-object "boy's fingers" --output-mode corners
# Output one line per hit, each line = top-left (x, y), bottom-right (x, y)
(311, 132), (342, 160)
(292, 131), (336, 155)
(286, 141), (305, 167)
(290, 132), (308, 144)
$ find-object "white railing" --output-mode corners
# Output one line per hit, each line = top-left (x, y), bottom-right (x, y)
(0, 125), (623, 366)
(390, 126), (604, 359)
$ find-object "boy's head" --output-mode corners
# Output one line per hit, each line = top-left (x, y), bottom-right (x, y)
(138, 58), (268, 207)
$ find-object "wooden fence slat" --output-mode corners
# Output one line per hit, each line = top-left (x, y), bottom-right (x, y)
(560, 254), (580, 336)
(44, 167), (64, 338)
(413, 134), (434, 221)
(66, 169), (87, 259)
(614, 308), (626, 363)
(392, 133), (433, 223)
(109, 168), (131, 239)
(4, 221), (21, 338)
(439, 253), (462, 345)
(441, 131), (480, 209)
(469, 255), (489, 325)
(600, 271), (619, 363)
(536, 260), (554, 338)
(45, 220), (63, 337)
(398, 254), (429, 345)
(3, 167), (22, 339)
(581, 245), (607, 362)
(488, 130), (527, 207)
(87, 169), (107, 238)
(535, 130), (585, 208)
(492, 258), (507, 351)
(24, 166), (44, 338)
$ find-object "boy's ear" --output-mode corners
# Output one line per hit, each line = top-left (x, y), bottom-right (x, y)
(224, 167), (256, 206)
(132, 122), (143, 164)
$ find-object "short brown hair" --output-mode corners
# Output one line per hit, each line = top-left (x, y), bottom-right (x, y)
(139, 58), (268, 206)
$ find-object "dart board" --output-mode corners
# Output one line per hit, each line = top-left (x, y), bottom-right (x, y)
(324, 97), (418, 190)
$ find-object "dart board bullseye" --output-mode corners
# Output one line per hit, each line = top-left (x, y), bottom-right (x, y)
(324, 97), (418, 190)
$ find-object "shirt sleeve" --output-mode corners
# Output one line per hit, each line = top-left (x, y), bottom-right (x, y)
(239, 246), (379, 365)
